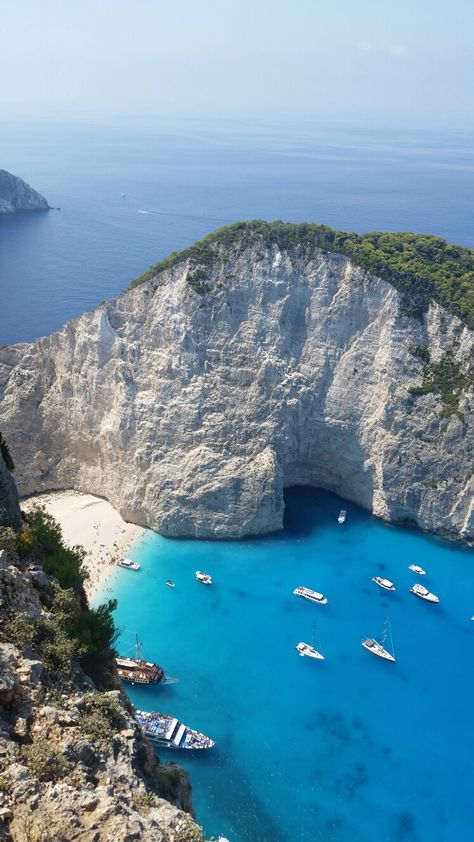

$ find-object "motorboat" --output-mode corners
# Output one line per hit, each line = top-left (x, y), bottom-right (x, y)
(296, 641), (325, 660)
(165, 580), (175, 588)
(338, 509), (347, 524)
(372, 576), (396, 591)
(408, 564), (426, 575)
(362, 617), (396, 662)
(196, 570), (212, 585)
(135, 710), (214, 749)
(117, 558), (140, 571)
(293, 586), (328, 605)
(410, 583), (439, 603)
(116, 637), (178, 686)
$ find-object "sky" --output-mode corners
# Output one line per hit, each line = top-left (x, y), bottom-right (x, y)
(1, 0), (473, 127)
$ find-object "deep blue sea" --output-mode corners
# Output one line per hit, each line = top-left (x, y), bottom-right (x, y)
(3, 119), (474, 839)
(1, 119), (474, 344)
(99, 489), (474, 842)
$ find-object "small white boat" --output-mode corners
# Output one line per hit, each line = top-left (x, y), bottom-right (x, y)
(362, 617), (396, 662)
(196, 570), (212, 585)
(296, 641), (325, 660)
(117, 558), (140, 571)
(338, 509), (347, 524)
(165, 580), (175, 588)
(408, 564), (426, 575)
(372, 576), (396, 592)
(293, 586), (328, 605)
(410, 583), (439, 603)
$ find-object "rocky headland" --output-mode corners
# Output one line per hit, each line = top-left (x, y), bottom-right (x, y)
(0, 221), (472, 542)
(0, 170), (49, 214)
(0, 459), (204, 842)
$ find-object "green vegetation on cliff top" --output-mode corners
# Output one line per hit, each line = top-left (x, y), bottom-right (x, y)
(130, 220), (474, 328)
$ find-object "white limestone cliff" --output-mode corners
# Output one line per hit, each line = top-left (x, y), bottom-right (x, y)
(0, 240), (472, 541)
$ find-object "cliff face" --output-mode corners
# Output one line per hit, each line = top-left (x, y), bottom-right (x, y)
(0, 236), (472, 541)
(0, 170), (49, 214)
(0, 544), (203, 842)
(0, 455), (21, 530)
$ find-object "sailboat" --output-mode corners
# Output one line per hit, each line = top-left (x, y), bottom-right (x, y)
(115, 636), (179, 685)
(296, 622), (325, 660)
(362, 617), (396, 662)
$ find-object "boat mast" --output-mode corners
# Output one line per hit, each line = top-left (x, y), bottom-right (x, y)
(134, 634), (143, 662)
(387, 617), (395, 658)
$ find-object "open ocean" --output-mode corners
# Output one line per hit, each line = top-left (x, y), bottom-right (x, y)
(3, 119), (474, 840)
(1, 119), (474, 344)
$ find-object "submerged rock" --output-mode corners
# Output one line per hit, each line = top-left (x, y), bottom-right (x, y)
(0, 225), (473, 541)
(0, 169), (49, 214)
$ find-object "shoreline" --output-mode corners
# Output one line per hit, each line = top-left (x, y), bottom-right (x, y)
(21, 490), (146, 602)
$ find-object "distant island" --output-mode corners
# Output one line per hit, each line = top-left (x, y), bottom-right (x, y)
(0, 168), (50, 214)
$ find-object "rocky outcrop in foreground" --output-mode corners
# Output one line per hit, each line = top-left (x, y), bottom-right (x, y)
(0, 225), (473, 541)
(0, 170), (49, 214)
(0, 472), (204, 841)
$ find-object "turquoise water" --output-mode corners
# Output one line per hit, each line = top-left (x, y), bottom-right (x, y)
(100, 488), (474, 842)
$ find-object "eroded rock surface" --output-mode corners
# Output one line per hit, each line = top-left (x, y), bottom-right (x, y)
(0, 170), (49, 214)
(0, 239), (472, 540)
(0, 546), (204, 842)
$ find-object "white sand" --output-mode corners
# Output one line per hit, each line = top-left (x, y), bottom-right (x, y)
(21, 491), (146, 601)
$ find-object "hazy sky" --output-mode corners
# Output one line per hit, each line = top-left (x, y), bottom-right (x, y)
(1, 0), (473, 126)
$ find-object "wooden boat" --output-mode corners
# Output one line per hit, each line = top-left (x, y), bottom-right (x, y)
(116, 637), (178, 685)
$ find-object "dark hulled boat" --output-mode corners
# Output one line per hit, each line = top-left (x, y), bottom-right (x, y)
(115, 636), (176, 685)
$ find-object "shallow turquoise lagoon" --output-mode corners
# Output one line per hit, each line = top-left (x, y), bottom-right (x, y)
(103, 489), (474, 842)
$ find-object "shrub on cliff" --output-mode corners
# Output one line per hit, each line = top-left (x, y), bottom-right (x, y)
(79, 692), (125, 740)
(21, 737), (73, 783)
(18, 505), (87, 595)
(131, 220), (474, 328)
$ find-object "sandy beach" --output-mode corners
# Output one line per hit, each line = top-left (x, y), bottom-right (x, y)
(21, 491), (146, 601)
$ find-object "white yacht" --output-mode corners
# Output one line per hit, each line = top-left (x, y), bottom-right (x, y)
(410, 583), (439, 603)
(296, 641), (325, 660)
(117, 558), (140, 571)
(196, 570), (212, 585)
(408, 564), (426, 575)
(372, 576), (396, 592)
(293, 586), (328, 605)
(338, 509), (347, 524)
(135, 710), (214, 749)
(362, 617), (395, 662)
